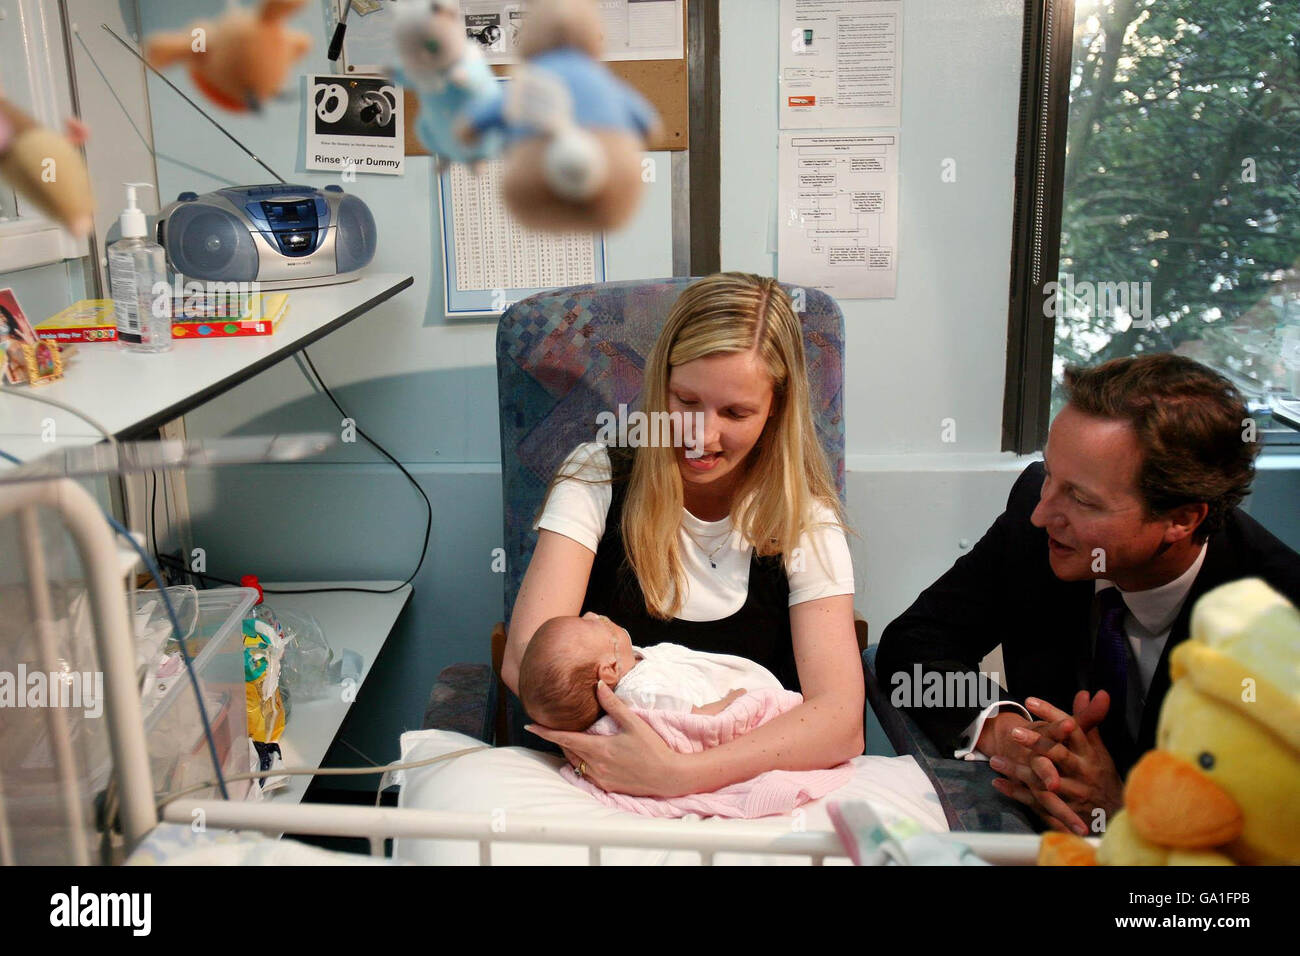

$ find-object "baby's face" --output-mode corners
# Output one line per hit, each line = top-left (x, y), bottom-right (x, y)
(571, 612), (638, 684)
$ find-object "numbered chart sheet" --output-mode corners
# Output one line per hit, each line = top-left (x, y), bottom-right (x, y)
(779, 0), (902, 129)
(777, 132), (899, 299)
(438, 157), (605, 316)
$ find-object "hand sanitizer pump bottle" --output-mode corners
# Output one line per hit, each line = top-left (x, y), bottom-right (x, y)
(108, 182), (172, 352)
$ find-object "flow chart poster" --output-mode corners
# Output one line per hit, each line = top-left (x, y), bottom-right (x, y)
(778, 132), (899, 299)
(306, 75), (405, 176)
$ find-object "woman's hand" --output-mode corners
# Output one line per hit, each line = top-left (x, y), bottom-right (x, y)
(526, 682), (686, 797)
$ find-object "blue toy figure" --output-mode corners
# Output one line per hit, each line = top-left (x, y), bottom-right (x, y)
(390, 0), (503, 169)
(460, 0), (661, 232)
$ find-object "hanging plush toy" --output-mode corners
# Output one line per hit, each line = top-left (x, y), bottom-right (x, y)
(389, 0), (504, 169)
(461, 0), (660, 232)
(0, 97), (94, 237)
(1039, 578), (1300, 866)
(144, 0), (312, 112)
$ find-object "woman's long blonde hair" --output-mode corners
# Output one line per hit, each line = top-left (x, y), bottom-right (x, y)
(538, 272), (849, 619)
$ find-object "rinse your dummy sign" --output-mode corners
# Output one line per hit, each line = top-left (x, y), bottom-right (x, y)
(306, 75), (405, 176)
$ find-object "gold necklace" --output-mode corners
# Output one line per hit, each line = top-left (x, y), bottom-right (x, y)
(683, 527), (731, 569)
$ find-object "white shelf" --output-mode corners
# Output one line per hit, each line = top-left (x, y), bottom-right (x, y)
(258, 581), (412, 805)
(0, 272), (413, 461)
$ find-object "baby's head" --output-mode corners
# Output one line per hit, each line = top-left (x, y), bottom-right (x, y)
(518, 612), (637, 730)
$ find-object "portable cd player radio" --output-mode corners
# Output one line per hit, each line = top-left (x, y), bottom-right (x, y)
(156, 184), (377, 288)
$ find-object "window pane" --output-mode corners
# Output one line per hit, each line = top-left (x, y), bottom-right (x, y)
(1052, 1), (1300, 437)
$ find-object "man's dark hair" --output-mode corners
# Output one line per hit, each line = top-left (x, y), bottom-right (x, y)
(1063, 354), (1258, 541)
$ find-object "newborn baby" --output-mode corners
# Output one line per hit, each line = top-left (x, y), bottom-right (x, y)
(518, 612), (785, 730)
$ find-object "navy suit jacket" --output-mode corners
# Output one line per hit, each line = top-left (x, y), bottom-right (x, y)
(876, 461), (1300, 776)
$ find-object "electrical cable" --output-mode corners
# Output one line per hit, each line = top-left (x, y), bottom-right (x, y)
(5, 434), (480, 843)
(100, 24), (286, 183)
(119, 353), (434, 598)
(1, 443), (230, 801)
(103, 513), (230, 800)
(154, 745), (490, 813)
(3, 366), (439, 819)
(148, 470), (160, 578)
(249, 348), (432, 597)
(0, 386), (119, 461)
(0, 386), (137, 527)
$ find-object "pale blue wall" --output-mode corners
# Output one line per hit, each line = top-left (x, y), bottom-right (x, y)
(136, 0), (674, 777)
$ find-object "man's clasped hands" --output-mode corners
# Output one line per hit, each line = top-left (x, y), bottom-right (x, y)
(978, 690), (1127, 836)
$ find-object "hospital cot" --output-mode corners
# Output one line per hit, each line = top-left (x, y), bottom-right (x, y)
(0, 474), (1043, 864)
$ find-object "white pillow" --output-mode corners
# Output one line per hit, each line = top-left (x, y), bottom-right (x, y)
(393, 730), (947, 866)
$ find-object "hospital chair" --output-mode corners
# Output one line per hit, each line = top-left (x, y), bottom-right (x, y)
(419, 276), (1038, 834)
(422, 276), (855, 743)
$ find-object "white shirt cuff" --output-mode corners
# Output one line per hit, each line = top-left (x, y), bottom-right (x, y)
(954, 699), (1032, 761)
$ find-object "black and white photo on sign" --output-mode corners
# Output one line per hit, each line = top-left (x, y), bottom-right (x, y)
(306, 74), (406, 176)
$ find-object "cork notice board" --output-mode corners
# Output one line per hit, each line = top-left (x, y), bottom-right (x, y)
(404, 3), (689, 156)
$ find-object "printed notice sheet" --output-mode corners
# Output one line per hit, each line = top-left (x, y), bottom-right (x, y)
(779, 0), (902, 129)
(437, 158), (606, 316)
(467, 0), (684, 64)
(778, 132), (899, 299)
(306, 75), (404, 175)
(335, 0), (684, 72)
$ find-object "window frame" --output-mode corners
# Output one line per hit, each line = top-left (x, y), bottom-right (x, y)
(1003, 0), (1075, 455)
(1002, 0), (1300, 451)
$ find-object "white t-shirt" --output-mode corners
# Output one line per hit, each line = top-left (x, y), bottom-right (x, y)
(532, 442), (855, 621)
(614, 642), (785, 712)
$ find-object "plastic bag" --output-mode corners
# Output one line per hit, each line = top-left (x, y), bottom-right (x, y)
(243, 617), (285, 743)
(279, 609), (336, 702)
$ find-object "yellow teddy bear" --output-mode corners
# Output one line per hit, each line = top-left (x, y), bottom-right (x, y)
(1040, 578), (1300, 866)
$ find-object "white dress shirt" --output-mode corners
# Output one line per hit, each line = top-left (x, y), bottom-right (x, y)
(956, 542), (1209, 759)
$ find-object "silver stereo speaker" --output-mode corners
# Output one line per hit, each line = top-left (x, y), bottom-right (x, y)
(156, 184), (377, 289)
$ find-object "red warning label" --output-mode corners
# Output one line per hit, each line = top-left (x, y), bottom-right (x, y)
(787, 96), (816, 107)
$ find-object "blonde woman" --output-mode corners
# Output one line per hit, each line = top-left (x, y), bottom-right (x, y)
(501, 273), (864, 797)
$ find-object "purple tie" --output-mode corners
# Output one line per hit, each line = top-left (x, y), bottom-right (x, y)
(1091, 587), (1130, 748)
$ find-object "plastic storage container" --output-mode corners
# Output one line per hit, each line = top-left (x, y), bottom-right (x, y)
(132, 586), (257, 801)
(3, 586), (257, 863)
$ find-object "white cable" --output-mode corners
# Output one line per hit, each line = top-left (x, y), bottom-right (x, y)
(0, 387), (133, 523)
(0, 386), (116, 447)
(155, 745), (491, 811)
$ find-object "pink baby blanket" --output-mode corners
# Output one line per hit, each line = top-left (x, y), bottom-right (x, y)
(561, 688), (854, 818)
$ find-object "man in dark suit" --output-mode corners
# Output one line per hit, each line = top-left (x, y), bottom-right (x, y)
(877, 354), (1300, 836)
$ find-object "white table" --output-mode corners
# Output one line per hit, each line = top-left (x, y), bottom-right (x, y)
(259, 581), (413, 805)
(0, 272), (413, 451)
